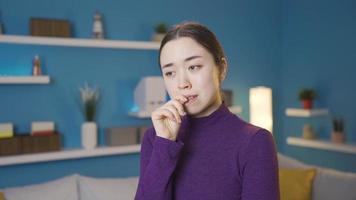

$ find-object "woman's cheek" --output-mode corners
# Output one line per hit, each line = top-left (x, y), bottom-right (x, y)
(194, 72), (213, 90)
(165, 80), (177, 99)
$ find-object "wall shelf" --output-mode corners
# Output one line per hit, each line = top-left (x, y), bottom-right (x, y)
(0, 144), (141, 166)
(285, 108), (329, 117)
(0, 76), (50, 84)
(129, 106), (243, 119)
(0, 35), (160, 50)
(129, 110), (151, 118)
(287, 137), (356, 155)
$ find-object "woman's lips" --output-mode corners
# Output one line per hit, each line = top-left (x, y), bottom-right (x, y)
(184, 95), (198, 105)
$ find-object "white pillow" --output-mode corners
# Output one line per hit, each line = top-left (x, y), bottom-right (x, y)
(313, 168), (356, 200)
(1, 174), (78, 200)
(78, 175), (138, 200)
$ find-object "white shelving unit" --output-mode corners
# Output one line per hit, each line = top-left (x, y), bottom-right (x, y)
(129, 106), (243, 119)
(287, 137), (356, 155)
(0, 76), (50, 84)
(0, 35), (160, 50)
(285, 108), (329, 117)
(0, 35), (154, 167)
(0, 144), (141, 167)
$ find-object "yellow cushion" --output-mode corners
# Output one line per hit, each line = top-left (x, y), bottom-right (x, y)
(279, 168), (316, 200)
(0, 192), (5, 200)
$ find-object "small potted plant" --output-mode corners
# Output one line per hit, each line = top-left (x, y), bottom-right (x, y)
(298, 88), (316, 109)
(152, 22), (168, 42)
(79, 82), (100, 149)
(331, 117), (345, 143)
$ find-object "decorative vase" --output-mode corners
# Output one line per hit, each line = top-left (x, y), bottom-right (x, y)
(81, 122), (97, 149)
(331, 131), (345, 143)
(302, 99), (313, 109)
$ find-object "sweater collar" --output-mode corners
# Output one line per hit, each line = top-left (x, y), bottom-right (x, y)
(176, 103), (230, 142)
(184, 103), (230, 126)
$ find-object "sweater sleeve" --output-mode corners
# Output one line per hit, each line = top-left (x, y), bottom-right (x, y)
(241, 129), (280, 200)
(135, 128), (184, 200)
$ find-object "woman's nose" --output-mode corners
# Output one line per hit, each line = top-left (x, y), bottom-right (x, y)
(178, 73), (191, 90)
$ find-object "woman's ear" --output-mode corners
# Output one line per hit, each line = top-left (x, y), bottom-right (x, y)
(220, 57), (228, 81)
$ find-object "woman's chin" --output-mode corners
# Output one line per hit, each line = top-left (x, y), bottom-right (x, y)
(185, 104), (205, 117)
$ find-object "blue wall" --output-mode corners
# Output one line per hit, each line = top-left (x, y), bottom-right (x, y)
(0, 0), (281, 187)
(280, 0), (356, 172)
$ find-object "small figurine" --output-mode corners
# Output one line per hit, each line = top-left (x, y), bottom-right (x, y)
(302, 124), (316, 140)
(92, 12), (104, 39)
(32, 55), (42, 76)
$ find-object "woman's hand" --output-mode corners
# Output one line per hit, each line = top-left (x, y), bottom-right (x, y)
(151, 95), (187, 141)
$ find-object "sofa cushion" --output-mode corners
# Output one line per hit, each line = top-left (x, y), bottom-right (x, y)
(279, 168), (316, 200)
(278, 153), (356, 200)
(0, 192), (5, 200)
(313, 168), (356, 200)
(1, 174), (78, 200)
(78, 175), (138, 200)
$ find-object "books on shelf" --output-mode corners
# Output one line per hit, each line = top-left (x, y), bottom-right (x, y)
(31, 121), (55, 135)
(0, 123), (14, 139)
(0, 133), (61, 157)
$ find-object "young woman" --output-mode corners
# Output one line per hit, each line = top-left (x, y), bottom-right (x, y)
(135, 22), (279, 200)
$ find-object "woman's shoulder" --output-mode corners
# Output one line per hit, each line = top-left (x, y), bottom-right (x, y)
(225, 114), (264, 136)
(223, 114), (273, 147)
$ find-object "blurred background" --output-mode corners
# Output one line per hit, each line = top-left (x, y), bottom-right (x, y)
(0, 0), (355, 188)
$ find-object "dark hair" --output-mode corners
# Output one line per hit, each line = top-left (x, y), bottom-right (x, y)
(158, 22), (226, 74)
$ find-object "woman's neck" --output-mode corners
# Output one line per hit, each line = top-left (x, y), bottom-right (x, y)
(191, 95), (222, 118)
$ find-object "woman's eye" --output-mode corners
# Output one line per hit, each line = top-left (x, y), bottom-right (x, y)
(164, 71), (175, 77)
(188, 65), (201, 71)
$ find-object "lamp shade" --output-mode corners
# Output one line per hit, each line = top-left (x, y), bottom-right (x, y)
(249, 86), (273, 133)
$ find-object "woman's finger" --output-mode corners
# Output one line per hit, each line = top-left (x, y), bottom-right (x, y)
(168, 99), (186, 116)
(174, 94), (188, 105)
(163, 104), (181, 123)
(152, 107), (176, 122)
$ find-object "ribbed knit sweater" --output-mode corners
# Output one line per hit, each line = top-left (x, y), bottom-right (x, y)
(135, 104), (280, 200)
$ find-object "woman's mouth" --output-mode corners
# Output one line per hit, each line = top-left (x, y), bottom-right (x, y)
(184, 95), (198, 105)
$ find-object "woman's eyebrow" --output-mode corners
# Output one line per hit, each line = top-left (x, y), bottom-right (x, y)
(162, 55), (202, 69)
(162, 63), (174, 69)
(184, 55), (202, 62)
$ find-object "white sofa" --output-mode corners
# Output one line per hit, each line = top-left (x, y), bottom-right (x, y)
(0, 175), (139, 200)
(278, 153), (356, 200)
(1, 153), (356, 200)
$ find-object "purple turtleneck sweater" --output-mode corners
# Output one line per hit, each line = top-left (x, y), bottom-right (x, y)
(135, 104), (280, 200)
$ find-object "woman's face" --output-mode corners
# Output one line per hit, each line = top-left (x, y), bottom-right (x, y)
(160, 37), (224, 117)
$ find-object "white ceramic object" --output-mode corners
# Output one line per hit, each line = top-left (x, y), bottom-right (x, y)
(81, 122), (97, 149)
